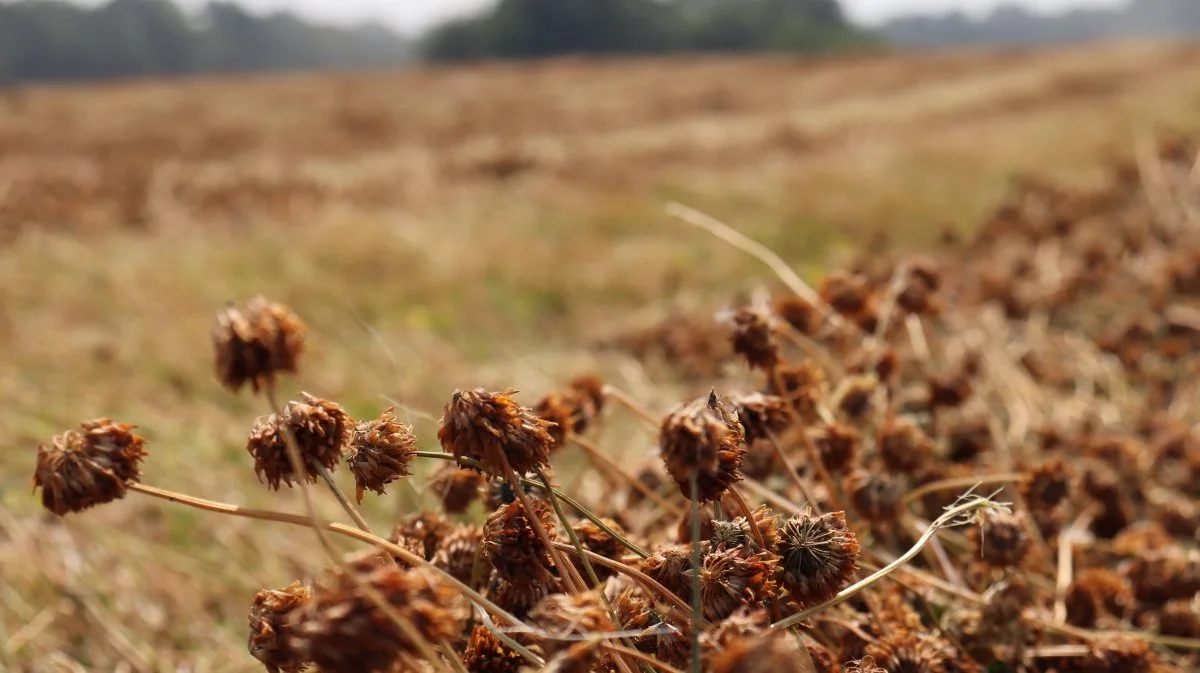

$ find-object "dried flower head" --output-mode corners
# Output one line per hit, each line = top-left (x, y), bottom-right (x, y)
(1064, 568), (1133, 628)
(611, 586), (658, 651)
(1065, 636), (1152, 673)
(769, 361), (827, 419)
(392, 511), (452, 561)
(570, 518), (625, 581)
(710, 504), (779, 553)
(346, 407), (415, 503)
(707, 631), (805, 673)
(461, 624), (524, 673)
(726, 304), (781, 370)
(878, 415), (934, 475)
(428, 463), (484, 514)
(528, 591), (615, 656)
(287, 555), (463, 673)
(832, 375), (879, 421)
(659, 390), (748, 503)
(488, 574), (558, 618)
(691, 546), (780, 621)
(809, 422), (861, 474)
(542, 641), (603, 673)
(33, 419), (149, 516)
(864, 632), (954, 673)
(211, 296), (306, 394)
(246, 393), (351, 490)
(1157, 598), (1200, 638)
(776, 508), (860, 606)
(728, 392), (792, 445)
(820, 271), (874, 317)
(534, 374), (606, 449)
(438, 388), (555, 476)
(969, 509), (1030, 569)
(483, 499), (558, 587)
(432, 524), (484, 588)
(773, 294), (821, 335)
(641, 544), (696, 600)
(846, 469), (904, 525)
(248, 581), (312, 673)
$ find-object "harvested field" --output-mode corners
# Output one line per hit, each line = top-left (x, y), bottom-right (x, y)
(3, 40), (1200, 672)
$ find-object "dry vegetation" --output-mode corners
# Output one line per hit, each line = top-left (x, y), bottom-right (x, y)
(3, 40), (1200, 672)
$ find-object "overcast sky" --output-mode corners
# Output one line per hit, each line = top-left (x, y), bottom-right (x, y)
(166, 0), (1128, 33)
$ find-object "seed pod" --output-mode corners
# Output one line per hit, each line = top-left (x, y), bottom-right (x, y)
(528, 591), (615, 657)
(461, 624), (524, 673)
(482, 499), (558, 587)
(33, 419), (148, 516)
(776, 508), (860, 606)
(247, 581), (312, 673)
(432, 524), (484, 588)
(428, 463), (484, 514)
(693, 546), (780, 621)
(438, 388), (554, 476)
(970, 509), (1030, 569)
(659, 390), (748, 503)
(726, 304), (781, 371)
(347, 407), (416, 503)
(211, 296), (305, 394)
(728, 392), (792, 445)
(246, 393), (351, 490)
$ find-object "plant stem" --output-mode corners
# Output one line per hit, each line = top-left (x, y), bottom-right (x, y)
(688, 472), (702, 673)
(548, 543), (700, 627)
(497, 452), (586, 594)
(315, 463), (373, 533)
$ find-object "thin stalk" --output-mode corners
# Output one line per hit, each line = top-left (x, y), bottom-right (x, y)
(496, 452), (586, 594)
(771, 496), (1003, 631)
(572, 435), (683, 516)
(900, 472), (1023, 507)
(688, 472), (702, 673)
(603, 385), (661, 430)
(315, 463), (373, 534)
(549, 543), (700, 627)
(725, 488), (766, 550)
(770, 367), (844, 512)
(764, 431), (818, 510)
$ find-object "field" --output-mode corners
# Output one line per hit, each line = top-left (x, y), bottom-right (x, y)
(3, 40), (1200, 672)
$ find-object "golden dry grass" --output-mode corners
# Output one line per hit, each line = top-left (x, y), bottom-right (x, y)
(4, 39), (1200, 671)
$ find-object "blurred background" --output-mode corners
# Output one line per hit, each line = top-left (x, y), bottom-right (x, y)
(2, 1), (1199, 671)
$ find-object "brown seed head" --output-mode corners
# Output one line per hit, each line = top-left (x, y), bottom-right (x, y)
(1065, 568), (1133, 628)
(726, 304), (781, 370)
(820, 271), (874, 317)
(776, 508), (860, 606)
(710, 503), (780, 553)
(287, 555), (464, 673)
(570, 518), (626, 582)
(832, 375), (878, 421)
(865, 632), (954, 673)
(432, 524), (484, 588)
(392, 511), (451, 561)
(878, 415), (934, 475)
(461, 624), (524, 673)
(809, 422), (861, 473)
(248, 581), (312, 673)
(543, 641), (603, 673)
(707, 631), (804, 673)
(773, 294), (821, 335)
(641, 544), (697, 600)
(528, 591), (615, 656)
(346, 407), (415, 504)
(1157, 599), (1200, 638)
(969, 509), (1030, 569)
(33, 419), (148, 516)
(211, 296), (306, 394)
(428, 463), (484, 515)
(769, 361), (827, 419)
(488, 574), (558, 618)
(246, 393), (350, 491)
(534, 375), (605, 450)
(728, 392), (792, 445)
(1065, 636), (1152, 673)
(611, 585), (658, 651)
(438, 388), (555, 476)
(659, 390), (748, 503)
(691, 546), (780, 621)
(483, 499), (558, 586)
(846, 469), (904, 525)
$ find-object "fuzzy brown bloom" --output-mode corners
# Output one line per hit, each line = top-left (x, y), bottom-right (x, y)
(865, 632), (955, 673)
(809, 422), (861, 473)
(543, 641), (603, 673)
(846, 469), (904, 525)
(641, 544), (696, 600)
(461, 624), (524, 673)
(693, 547), (779, 620)
(878, 415), (934, 475)
(1124, 547), (1200, 606)
(728, 392), (792, 445)
(611, 586), (658, 652)
(211, 296), (306, 394)
(246, 393), (351, 490)
(726, 304), (781, 370)
(432, 524), (484, 588)
(769, 361), (827, 419)
(392, 511), (452, 561)
(428, 463), (484, 515)
(946, 417), (992, 464)
(33, 419), (148, 516)
(346, 407), (415, 503)
(708, 631), (805, 673)
(820, 271), (874, 317)
(483, 499), (558, 587)
(969, 509), (1030, 569)
(897, 258), (943, 316)
(659, 390), (748, 503)
(488, 574), (558, 618)
(777, 508), (860, 606)
(248, 581), (312, 673)
(832, 375), (877, 421)
(570, 518), (625, 582)
(528, 591), (615, 656)
(1063, 636), (1152, 673)
(534, 375), (606, 449)
(1064, 568), (1133, 628)
(773, 294), (821, 335)
(1157, 598), (1200, 638)
(287, 555), (464, 673)
(438, 388), (555, 476)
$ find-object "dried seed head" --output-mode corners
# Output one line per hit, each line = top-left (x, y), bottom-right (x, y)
(528, 591), (615, 656)
(483, 499), (558, 587)
(488, 574), (558, 618)
(844, 656), (886, 673)
(1066, 636), (1152, 673)
(1157, 599), (1200, 638)
(769, 361), (827, 419)
(288, 555), (464, 673)
(846, 469), (904, 525)
(432, 524), (484, 588)
(1064, 568), (1134, 628)
(865, 633), (954, 673)
(726, 304), (781, 370)
(708, 631), (804, 673)
(33, 419), (148, 516)
(809, 422), (861, 473)
(246, 393), (350, 491)
(534, 375), (606, 449)
(728, 392), (792, 445)
(570, 518), (625, 582)
(641, 544), (697, 600)
(710, 503), (780, 553)
(772, 294), (821, 335)
(542, 641), (603, 673)
(832, 374), (879, 421)
(897, 258), (943, 316)
(691, 546), (780, 621)
(212, 296), (306, 394)
(248, 581), (312, 673)
(428, 463), (484, 515)
(820, 271), (874, 317)
(776, 508), (860, 606)
(878, 415), (934, 475)
(700, 606), (768, 653)
(346, 407), (415, 504)
(927, 372), (972, 409)
(946, 417), (992, 463)
(438, 388), (554, 476)
(1124, 547), (1200, 605)
(969, 509), (1030, 569)
(659, 390), (748, 503)
(611, 586), (657, 651)
(461, 624), (524, 673)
